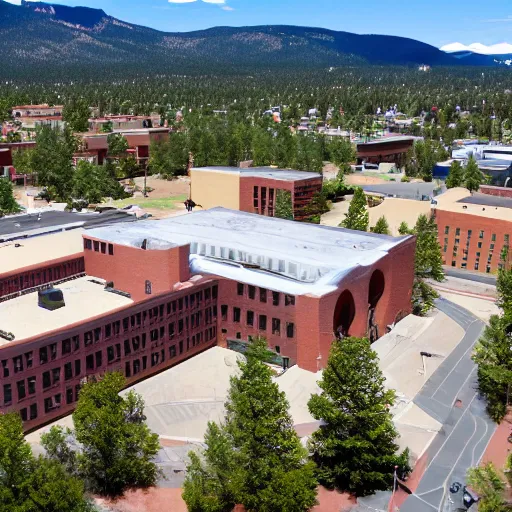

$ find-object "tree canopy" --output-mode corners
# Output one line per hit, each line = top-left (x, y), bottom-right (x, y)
(445, 160), (464, 189)
(0, 178), (21, 214)
(63, 98), (90, 133)
(372, 215), (390, 235)
(464, 155), (484, 193)
(341, 187), (369, 231)
(308, 337), (410, 496)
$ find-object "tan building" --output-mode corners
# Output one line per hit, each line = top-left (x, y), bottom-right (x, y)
(190, 167), (323, 220)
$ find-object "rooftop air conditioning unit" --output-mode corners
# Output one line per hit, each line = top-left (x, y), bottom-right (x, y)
(38, 288), (65, 311)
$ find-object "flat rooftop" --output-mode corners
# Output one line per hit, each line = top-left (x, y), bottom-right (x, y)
(435, 187), (512, 221)
(86, 207), (408, 296)
(357, 136), (416, 147)
(0, 229), (84, 275)
(192, 166), (321, 182)
(0, 276), (133, 344)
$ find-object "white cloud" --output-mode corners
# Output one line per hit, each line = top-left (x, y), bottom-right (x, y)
(3, 0), (22, 5)
(222, 5), (234, 10)
(441, 42), (512, 55)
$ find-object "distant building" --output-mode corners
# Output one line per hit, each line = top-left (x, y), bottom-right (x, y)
(435, 188), (512, 273)
(11, 104), (64, 130)
(190, 166), (323, 221)
(0, 208), (415, 430)
(87, 114), (161, 133)
(356, 136), (416, 168)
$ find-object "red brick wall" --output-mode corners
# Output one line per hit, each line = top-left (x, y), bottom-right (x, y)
(436, 209), (512, 273)
(479, 185), (512, 198)
(83, 238), (191, 302)
(0, 281), (218, 431)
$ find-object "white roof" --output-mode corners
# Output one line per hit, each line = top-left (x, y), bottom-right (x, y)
(86, 208), (409, 297)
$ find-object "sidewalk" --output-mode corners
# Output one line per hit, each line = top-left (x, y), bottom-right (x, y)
(481, 411), (512, 472)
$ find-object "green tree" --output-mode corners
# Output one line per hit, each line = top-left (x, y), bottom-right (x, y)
(473, 315), (512, 422)
(252, 127), (273, 166)
(0, 413), (93, 512)
(398, 221), (411, 235)
(372, 215), (390, 234)
(72, 161), (128, 204)
(12, 148), (36, 176)
(149, 133), (189, 178)
(31, 126), (77, 201)
(405, 139), (448, 181)
(107, 133), (129, 156)
(341, 187), (368, 231)
(411, 214), (444, 316)
(184, 338), (318, 512)
(274, 189), (294, 220)
(467, 463), (511, 512)
(327, 137), (356, 169)
(182, 422), (238, 512)
(116, 156), (140, 179)
(63, 98), (90, 133)
(308, 337), (410, 496)
(464, 155), (483, 193)
(43, 372), (160, 497)
(0, 177), (21, 214)
(445, 160), (464, 189)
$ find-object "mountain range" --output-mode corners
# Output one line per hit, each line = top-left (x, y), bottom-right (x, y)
(0, 0), (510, 77)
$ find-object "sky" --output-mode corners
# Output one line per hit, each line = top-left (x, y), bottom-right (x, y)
(5, 0), (512, 48)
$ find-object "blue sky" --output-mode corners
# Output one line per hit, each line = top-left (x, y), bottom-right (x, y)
(9, 0), (512, 47)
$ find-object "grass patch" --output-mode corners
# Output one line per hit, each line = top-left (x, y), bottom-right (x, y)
(108, 194), (188, 210)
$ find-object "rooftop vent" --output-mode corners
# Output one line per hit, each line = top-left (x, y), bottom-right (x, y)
(38, 288), (65, 311)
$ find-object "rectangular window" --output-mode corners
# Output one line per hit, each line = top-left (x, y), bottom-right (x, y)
(108, 244), (114, 256)
(86, 355), (94, 371)
(169, 345), (176, 358)
(75, 359), (81, 376)
(479, 230), (484, 239)
(3, 384), (11, 404)
(286, 322), (295, 338)
(237, 283), (244, 296)
(13, 356), (23, 373)
(272, 318), (281, 335)
(25, 352), (33, 369)
(42, 371), (51, 389)
(285, 294), (295, 306)
(506, 234), (510, 244)
(178, 319), (184, 334)
(20, 408), (27, 422)
(272, 292), (280, 306)
(478, 242), (482, 249)
(52, 367), (60, 384)
(64, 362), (73, 381)
(233, 307), (241, 323)
(492, 234), (497, 242)
(124, 339), (131, 355)
(66, 387), (74, 405)
(1, 360), (8, 378)
(455, 228), (460, 236)
(221, 305), (228, 321)
(84, 238), (92, 250)
(467, 230), (472, 238)
(17, 380), (26, 400)
(84, 331), (93, 347)
(454, 238), (460, 245)
(100, 242), (106, 254)
(248, 285), (256, 300)
(444, 226), (450, 235)
(107, 346), (115, 363)
(27, 376), (36, 395)
(93, 240), (99, 252)
(253, 186), (259, 208)
(247, 311), (254, 326)
(475, 263), (480, 270)
(95, 351), (102, 368)
(30, 403), (37, 420)
(62, 338), (71, 355)
(125, 361), (131, 378)
(259, 315), (267, 331)
(260, 288), (267, 303)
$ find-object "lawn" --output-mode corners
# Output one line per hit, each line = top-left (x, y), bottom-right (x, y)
(108, 194), (188, 210)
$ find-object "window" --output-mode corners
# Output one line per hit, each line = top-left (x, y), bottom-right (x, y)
(30, 403), (37, 420)
(179, 341), (184, 354)
(221, 305), (228, 321)
(272, 292), (280, 306)
(169, 323), (175, 339)
(490, 244), (495, 250)
(3, 384), (11, 404)
(285, 294), (295, 306)
(75, 359), (81, 376)
(478, 242), (482, 249)
(42, 371), (51, 389)
(443, 245), (447, 252)
(444, 226), (450, 235)
(108, 244), (114, 256)
(13, 356), (23, 373)
(52, 367), (60, 384)
(84, 238), (92, 250)
(169, 345), (176, 358)
(25, 352), (33, 369)
(247, 311), (254, 326)
(100, 242), (106, 254)
(66, 388), (74, 405)
(93, 240), (99, 252)
(452, 261), (456, 267)
(475, 263), (480, 270)
(479, 230), (484, 239)
(20, 408), (27, 422)
(86, 355), (94, 371)
(233, 307), (241, 323)
(84, 331), (93, 346)
(17, 380), (26, 400)
(236, 332), (241, 339)
(248, 286), (256, 300)
(178, 319), (184, 334)
(107, 346), (115, 363)
(259, 288), (267, 303)
(124, 339), (131, 355)
(64, 362), (73, 380)
(467, 230), (472, 238)
(125, 361), (131, 378)
(272, 318), (281, 335)
(259, 315), (267, 331)
(455, 228), (460, 236)
(27, 377), (36, 395)
(253, 186), (259, 208)
(237, 283), (244, 296)
(286, 322), (295, 338)
(486, 265), (491, 273)
(62, 338), (71, 355)
(454, 238), (460, 245)
(275, 345), (281, 354)
(492, 234), (497, 242)
(1, 360), (8, 378)
(506, 234), (510, 244)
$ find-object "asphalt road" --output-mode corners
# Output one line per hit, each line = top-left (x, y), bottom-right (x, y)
(443, 267), (497, 286)
(400, 298), (496, 512)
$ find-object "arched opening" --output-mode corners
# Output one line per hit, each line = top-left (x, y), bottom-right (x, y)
(368, 270), (385, 309)
(333, 290), (355, 339)
(368, 270), (385, 343)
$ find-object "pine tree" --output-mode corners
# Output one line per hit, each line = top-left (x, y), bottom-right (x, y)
(184, 338), (318, 512)
(445, 160), (464, 188)
(473, 315), (512, 422)
(107, 133), (129, 156)
(372, 215), (390, 235)
(341, 187), (368, 231)
(464, 155), (484, 193)
(414, 214), (444, 281)
(274, 189), (294, 220)
(398, 221), (411, 235)
(0, 178), (20, 214)
(308, 337), (410, 497)
(63, 98), (90, 133)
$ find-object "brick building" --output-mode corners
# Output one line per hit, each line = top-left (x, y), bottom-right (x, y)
(357, 136), (416, 168)
(435, 188), (512, 273)
(190, 167), (323, 221)
(0, 208), (415, 431)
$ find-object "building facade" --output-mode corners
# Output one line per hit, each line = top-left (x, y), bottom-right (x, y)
(0, 208), (415, 431)
(190, 167), (323, 221)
